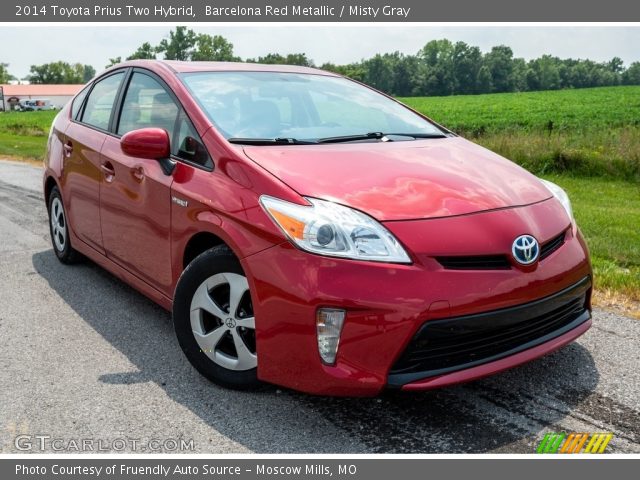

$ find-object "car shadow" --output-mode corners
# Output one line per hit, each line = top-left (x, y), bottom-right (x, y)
(32, 250), (599, 453)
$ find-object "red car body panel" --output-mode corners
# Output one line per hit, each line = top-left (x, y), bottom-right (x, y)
(61, 122), (107, 254)
(242, 138), (552, 221)
(242, 207), (590, 395)
(43, 60), (593, 396)
(99, 136), (174, 294)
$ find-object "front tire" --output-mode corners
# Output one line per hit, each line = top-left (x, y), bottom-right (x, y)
(48, 186), (81, 264)
(173, 245), (259, 389)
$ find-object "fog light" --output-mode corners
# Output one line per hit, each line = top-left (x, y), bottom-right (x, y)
(316, 308), (346, 364)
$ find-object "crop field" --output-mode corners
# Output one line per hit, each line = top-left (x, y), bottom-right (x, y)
(402, 86), (640, 133)
(402, 86), (640, 181)
(1, 86), (639, 309)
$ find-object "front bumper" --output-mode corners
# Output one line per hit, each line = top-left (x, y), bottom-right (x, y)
(242, 199), (592, 396)
(389, 275), (591, 388)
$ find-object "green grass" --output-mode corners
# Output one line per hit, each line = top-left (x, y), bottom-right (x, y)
(401, 86), (640, 133)
(544, 174), (640, 302)
(402, 86), (640, 181)
(0, 110), (57, 161)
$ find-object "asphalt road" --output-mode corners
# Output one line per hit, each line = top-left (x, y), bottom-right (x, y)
(1, 159), (639, 454)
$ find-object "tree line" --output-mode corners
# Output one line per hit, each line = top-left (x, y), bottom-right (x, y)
(3, 27), (640, 96)
(1, 61), (95, 84)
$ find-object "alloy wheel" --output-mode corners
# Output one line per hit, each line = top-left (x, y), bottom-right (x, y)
(50, 197), (67, 252)
(190, 273), (257, 371)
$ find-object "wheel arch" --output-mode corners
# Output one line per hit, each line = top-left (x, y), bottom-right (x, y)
(182, 231), (230, 271)
(44, 175), (59, 208)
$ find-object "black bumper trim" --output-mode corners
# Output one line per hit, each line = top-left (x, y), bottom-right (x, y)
(388, 276), (592, 387)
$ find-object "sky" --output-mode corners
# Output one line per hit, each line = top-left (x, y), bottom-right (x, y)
(1, 25), (639, 79)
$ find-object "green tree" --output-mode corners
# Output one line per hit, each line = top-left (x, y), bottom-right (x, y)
(476, 65), (493, 93)
(248, 53), (284, 64)
(157, 26), (196, 61)
(418, 39), (456, 96)
(249, 53), (313, 66)
(105, 57), (122, 68)
(608, 56), (624, 74)
(510, 58), (528, 92)
(283, 53), (314, 67)
(95, 34), (634, 96)
(622, 62), (640, 85)
(392, 53), (420, 96)
(0, 63), (15, 83)
(363, 54), (394, 93)
(530, 55), (561, 90)
(126, 42), (156, 60)
(191, 34), (238, 61)
(28, 61), (91, 84)
(451, 42), (482, 94)
(82, 65), (96, 82)
(320, 62), (366, 82)
(485, 45), (514, 92)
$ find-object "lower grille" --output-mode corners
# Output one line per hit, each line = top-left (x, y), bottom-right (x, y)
(388, 276), (591, 387)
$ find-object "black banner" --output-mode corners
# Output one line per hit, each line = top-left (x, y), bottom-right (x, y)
(4, 0), (640, 22)
(3, 459), (639, 480)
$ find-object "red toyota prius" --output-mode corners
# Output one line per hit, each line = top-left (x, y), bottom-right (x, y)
(43, 60), (592, 396)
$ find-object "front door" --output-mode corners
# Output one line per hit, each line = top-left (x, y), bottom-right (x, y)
(99, 71), (177, 295)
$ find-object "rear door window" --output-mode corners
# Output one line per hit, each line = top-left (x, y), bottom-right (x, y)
(81, 72), (125, 131)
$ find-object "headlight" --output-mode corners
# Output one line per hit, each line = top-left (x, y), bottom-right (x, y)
(260, 195), (411, 263)
(539, 179), (574, 222)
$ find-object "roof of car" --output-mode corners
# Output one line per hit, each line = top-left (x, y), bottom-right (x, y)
(114, 59), (339, 77)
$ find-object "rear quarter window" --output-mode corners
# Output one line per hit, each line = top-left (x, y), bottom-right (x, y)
(71, 85), (91, 120)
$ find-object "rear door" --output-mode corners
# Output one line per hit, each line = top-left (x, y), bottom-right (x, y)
(98, 70), (178, 295)
(63, 71), (126, 253)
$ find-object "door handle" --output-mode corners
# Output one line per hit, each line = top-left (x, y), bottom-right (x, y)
(63, 142), (73, 157)
(100, 162), (116, 181)
(131, 166), (145, 182)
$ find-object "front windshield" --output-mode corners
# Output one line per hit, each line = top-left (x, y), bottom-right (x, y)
(181, 71), (443, 141)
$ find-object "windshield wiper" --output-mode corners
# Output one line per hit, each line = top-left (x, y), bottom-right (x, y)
(228, 137), (317, 145)
(317, 132), (447, 144)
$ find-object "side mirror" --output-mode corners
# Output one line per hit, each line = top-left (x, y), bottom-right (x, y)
(120, 128), (170, 160)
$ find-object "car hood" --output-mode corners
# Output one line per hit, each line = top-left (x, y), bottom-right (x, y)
(243, 137), (552, 221)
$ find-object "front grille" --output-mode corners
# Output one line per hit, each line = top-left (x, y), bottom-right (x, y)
(435, 230), (568, 270)
(388, 276), (591, 387)
(436, 255), (511, 270)
(540, 231), (566, 261)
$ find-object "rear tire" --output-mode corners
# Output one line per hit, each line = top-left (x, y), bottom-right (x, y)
(48, 186), (81, 264)
(173, 245), (260, 389)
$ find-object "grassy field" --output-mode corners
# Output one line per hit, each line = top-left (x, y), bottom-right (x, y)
(1, 87), (639, 310)
(545, 174), (640, 308)
(0, 109), (56, 160)
(402, 86), (640, 181)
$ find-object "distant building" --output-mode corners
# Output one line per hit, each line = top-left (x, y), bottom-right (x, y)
(0, 84), (84, 111)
